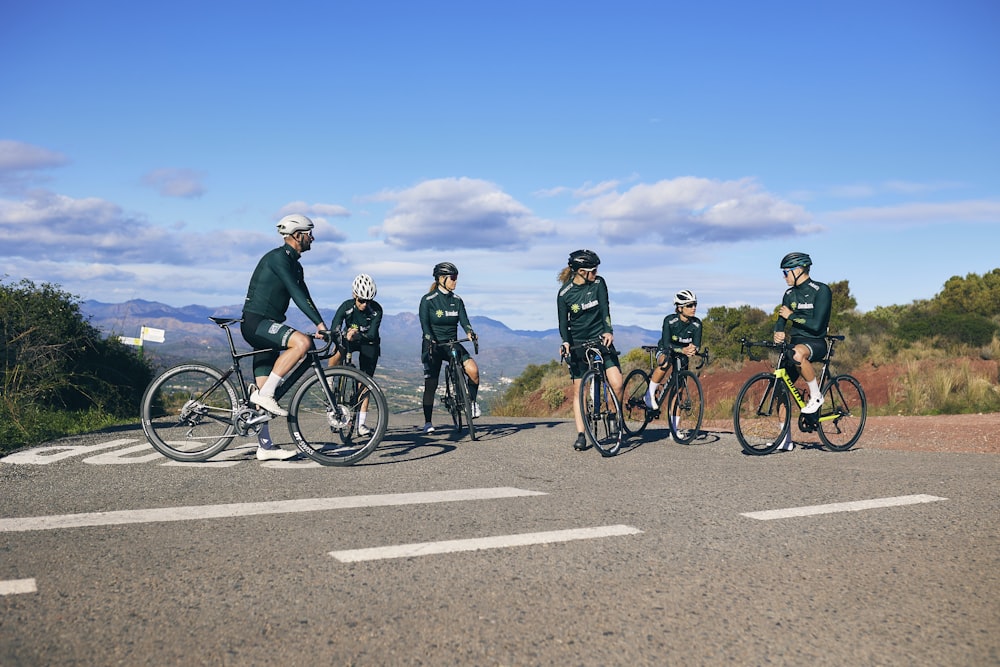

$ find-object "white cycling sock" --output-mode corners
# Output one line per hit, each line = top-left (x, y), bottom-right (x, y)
(358, 410), (367, 426)
(261, 372), (283, 396)
(807, 379), (820, 399)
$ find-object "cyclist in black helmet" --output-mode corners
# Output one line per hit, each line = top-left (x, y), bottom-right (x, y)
(773, 252), (832, 450)
(419, 262), (480, 434)
(557, 249), (623, 451)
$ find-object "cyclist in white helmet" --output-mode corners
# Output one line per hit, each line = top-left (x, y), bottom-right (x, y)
(240, 213), (328, 460)
(327, 273), (383, 436)
(644, 290), (704, 425)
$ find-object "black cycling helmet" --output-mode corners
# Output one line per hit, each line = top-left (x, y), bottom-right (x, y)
(568, 249), (601, 270)
(433, 261), (459, 278)
(780, 252), (812, 269)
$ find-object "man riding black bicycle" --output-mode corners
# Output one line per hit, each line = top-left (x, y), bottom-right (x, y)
(240, 213), (328, 461)
(772, 251), (832, 451)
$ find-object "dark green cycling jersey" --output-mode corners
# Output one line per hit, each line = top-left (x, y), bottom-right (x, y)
(657, 314), (703, 355)
(775, 277), (832, 339)
(419, 288), (474, 343)
(557, 276), (613, 345)
(332, 298), (382, 346)
(242, 244), (323, 325)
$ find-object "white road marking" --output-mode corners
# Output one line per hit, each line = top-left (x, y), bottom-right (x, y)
(0, 578), (37, 595)
(330, 524), (643, 562)
(0, 487), (546, 533)
(741, 494), (947, 521)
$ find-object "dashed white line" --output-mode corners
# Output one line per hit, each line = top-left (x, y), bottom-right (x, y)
(741, 494), (947, 521)
(0, 578), (37, 596)
(0, 487), (546, 533)
(330, 524), (643, 562)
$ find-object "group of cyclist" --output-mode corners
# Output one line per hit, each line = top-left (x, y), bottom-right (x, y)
(239, 213), (832, 459)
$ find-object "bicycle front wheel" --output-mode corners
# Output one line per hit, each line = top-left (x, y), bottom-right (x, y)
(288, 367), (388, 466)
(621, 369), (651, 435)
(669, 370), (704, 445)
(580, 370), (622, 457)
(453, 365), (477, 441)
(733, 373), (790, 455)
(141, 364), (238, 462)
(818, 374), (867, 451)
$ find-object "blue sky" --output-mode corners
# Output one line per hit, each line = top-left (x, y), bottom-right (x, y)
(2, 1), (998, 331)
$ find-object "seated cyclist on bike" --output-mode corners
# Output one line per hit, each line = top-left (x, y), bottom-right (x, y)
(418, 262), (480, 434)
(773, 252), (832, 415)
(240, 213), (328, 461)
(644, 289), (703, 410)
(327, 273), (383, 436)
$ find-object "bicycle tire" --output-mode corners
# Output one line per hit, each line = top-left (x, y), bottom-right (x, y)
(453, 364), (477, 441)
(621, 368), (651, 435)
(287, 367), (388, 466)
(443, 368), (463, 432)
(141, 364), (239, 462)
(669, 370), (704, 445)
(733, 373), (790, 455)
(580, 369), (623, 457)
(818, 374), (867, 451)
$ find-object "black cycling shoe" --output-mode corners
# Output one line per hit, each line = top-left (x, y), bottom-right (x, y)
(573, 433), (589, 451)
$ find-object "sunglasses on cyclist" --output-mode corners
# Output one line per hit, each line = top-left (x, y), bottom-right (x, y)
(782, 268), (797, 277)
(682, 302), (697, 308)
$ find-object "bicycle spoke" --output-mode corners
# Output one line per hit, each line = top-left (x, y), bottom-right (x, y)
(580, 371), (622, 457)
(141, 365), (238, 462)
(289, 368), (388, 466)
(818, 375), (867, 451)
(670, 371), (704, 445)
(734, 373), (790, 455)
(621, 369), (651, 435)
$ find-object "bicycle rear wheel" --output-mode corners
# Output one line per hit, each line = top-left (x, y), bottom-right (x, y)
(453, 365), (477, 441)
(669, 370), (704, 445)
(580, 370), (623, 457)
(733, 373), (790, 455)
(818, 374), (867, 451)
(141, 364), (238, 462)
(621, 368), (651, 435)
(288, 367), (388, 466)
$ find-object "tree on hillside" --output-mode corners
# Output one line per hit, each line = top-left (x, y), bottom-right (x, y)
(1, 277), (155, 447)
(701, 305), (772, 361)
(935, 269), (1000, 320)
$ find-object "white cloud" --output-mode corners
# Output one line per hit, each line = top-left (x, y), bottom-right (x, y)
(141, 168), (207, 198)
(826, 199), (1000, 224)
(572, 176), (815, 244)
(372, 177), (555, 250)
(0, 140), (69, 171)
(277, 201), (351, 219)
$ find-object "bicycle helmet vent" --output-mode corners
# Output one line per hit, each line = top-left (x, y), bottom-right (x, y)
(780, 252), (812, 269)
(568, 249), (601, 270)
(674, 289), (697, 306)
(352, 273), (377, 300)
(433, 262), (459, 278)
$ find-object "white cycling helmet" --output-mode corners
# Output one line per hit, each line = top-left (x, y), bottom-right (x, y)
(673, 289), (697, 306)
(276, 213), (314, 235)
(352, 273), (377, 300)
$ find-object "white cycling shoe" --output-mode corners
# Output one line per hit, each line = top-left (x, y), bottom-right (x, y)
(250, 392), (288, 417)
(256, 446), (296, 461)
(801, 395), (825, 414)
(471, 402), (481, 419)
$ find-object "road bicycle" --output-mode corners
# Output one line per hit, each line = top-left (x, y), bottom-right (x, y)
(140, 317), (388, 465)
(435, 337), (479, 441)
(621, 346), (710, 444)
(732, 334), (867, 455)
(564, 340), (624, 457)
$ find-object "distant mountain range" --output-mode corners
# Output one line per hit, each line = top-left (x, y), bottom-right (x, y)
(81, 299), (659, 412)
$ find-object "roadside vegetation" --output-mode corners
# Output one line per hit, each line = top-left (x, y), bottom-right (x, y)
(492, 269), (1000, 419)
(1, 277), (155, 452)
(2, 270), (997, 454)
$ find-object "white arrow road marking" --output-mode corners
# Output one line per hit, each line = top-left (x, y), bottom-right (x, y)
(330, 524), (644, 562)
(741, 494), (947, 521)
(0, 487), (546, 533)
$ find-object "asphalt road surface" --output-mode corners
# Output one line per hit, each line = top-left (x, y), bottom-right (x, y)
(2, 416), (997, 666)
